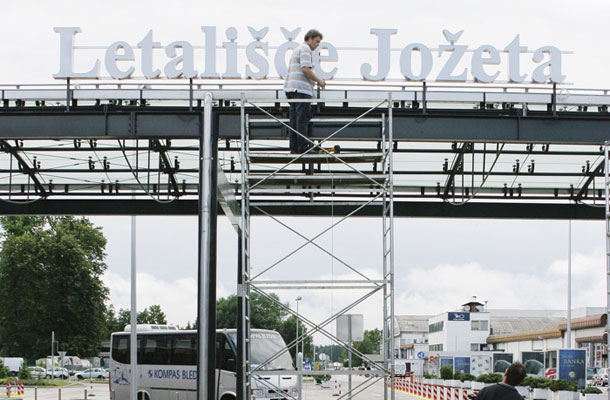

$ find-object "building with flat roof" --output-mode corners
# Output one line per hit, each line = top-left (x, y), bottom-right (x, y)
(393, 315), (431, 359)
(394, 302), (607, 373)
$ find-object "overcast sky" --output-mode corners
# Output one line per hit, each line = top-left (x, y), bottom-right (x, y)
(3, 0), (610, 339)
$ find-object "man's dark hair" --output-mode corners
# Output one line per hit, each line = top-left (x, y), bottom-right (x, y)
(505, 362), (526, 386)
(304, 29), (323, 41)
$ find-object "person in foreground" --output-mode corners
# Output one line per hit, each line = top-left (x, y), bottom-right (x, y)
(283, 29), (326, 153)
(475, 362), (526, 400)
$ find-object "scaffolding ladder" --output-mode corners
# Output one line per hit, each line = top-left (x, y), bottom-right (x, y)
(238, 94), (395, 400)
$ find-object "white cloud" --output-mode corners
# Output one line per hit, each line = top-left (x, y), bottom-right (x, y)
(103, 271), (230, 327)
(395, 251), (606, 317)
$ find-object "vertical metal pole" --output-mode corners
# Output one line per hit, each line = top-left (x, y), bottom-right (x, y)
(51, 331), (55, 384)
(189, 78), (194, 112)
(389, 93), (396, 400)
(197, 92), (214, 400)
(348, 315), (352, 400)
(130, 194), (137, 400)
(236, 229), (244, 400)
(297, 353), (303, 400)
(602, 141), (610, 372)
(238, 94), (251, 400)
(567, 219), (572, 348)
(296, 299), (302, 400)
(65, 78), (70, 112)
(552, 83), (557, 117)
(381, 105), (388, 400)
(236, 94), (250, 400)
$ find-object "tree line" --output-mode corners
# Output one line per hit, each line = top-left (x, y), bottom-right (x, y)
(0, 216), (380, 366)
(0, 216), (167, 362)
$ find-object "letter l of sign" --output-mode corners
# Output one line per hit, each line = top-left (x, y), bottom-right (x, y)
(53, 27), (100, 79)
(201, 26), (219, 78)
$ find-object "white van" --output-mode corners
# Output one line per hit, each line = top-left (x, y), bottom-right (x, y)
(0, 358), (24, 375)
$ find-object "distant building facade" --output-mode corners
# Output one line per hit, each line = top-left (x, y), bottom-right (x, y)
(394, 301), (607, 372)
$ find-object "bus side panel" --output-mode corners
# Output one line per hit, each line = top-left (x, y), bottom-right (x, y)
(218, 369), (236, 398)
(109, 360), (132, 400)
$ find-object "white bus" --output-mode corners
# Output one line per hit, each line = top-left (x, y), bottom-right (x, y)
(110, 326), (297, 400)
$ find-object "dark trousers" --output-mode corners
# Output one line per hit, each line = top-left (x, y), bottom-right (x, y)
(286, 91), (312, 153)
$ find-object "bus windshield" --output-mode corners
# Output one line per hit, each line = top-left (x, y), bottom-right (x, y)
(229, 331), (294, 371)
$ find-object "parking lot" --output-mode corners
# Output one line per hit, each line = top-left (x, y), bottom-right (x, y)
(20, 376), (414, 400)
(18, 378), (610, 400)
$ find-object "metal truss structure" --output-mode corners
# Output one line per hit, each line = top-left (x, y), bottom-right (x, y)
(0, 82), (609, 219)
(237, 95), (395, 400)
(2, 80), (610, 400)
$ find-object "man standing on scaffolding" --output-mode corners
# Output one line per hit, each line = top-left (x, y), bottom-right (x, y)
(284, 29), (326, 154)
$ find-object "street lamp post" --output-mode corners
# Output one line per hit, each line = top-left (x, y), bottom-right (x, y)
(295, 296), (302, 400)
(295, 296), (302, 358)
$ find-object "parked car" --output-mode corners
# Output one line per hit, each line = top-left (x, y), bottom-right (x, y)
(593, 368), (609, 386)
(27, 366), (47, 379)
(588, 367), (600, 378)
(545, 368), (557, 379)
(524, 359), (545, 376)
(102, 368), (109, 379)
(75, 368), (105, 380)
(46, 367), (69, 379)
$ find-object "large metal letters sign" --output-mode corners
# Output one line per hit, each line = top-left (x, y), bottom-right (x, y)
(54, 27), (565, 83)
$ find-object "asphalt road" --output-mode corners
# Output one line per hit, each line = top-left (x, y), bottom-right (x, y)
(17, 379), (610, 400)
(17, 377), (413, 400)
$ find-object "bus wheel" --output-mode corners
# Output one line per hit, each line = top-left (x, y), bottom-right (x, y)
(137, 391), (150, 400)
(220, 395), (236, 400)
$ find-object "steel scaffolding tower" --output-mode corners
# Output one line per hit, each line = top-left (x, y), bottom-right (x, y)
(237, 94), (395, 400)
(602, 144), (610, 376)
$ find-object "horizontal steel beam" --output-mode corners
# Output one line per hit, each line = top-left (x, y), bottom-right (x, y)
(0, 108), (609, 143)
(0, 199), (602, 220)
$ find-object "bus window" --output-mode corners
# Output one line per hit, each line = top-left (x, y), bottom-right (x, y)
(216, 335), (236, 372)
(111, 335), (142, 364)
(171, 334), (196, 365)
(143, 335), (169, 365)
(112, 336), (130, 364)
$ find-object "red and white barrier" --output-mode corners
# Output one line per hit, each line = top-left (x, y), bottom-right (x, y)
(332, 379), (342, 396)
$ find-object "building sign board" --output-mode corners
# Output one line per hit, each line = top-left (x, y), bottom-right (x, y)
(558, 349), (586, 389)
(470, 355), (491, 376)
(454, 357), (470, 374)
(440, 358), (453, 369)
(448, 312), (470, 321)
(53, 27), (566, 84)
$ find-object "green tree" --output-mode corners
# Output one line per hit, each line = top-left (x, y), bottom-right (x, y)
(138, 305), (167, 324)
(17, 364), (32, 380)
(277, 315), (313, 362)
(215, 293), (316, 364)
(314, 344), (344, 363)
(340, 328), (382, 367)
(106, 304), (169, 333)
(216, 293), (285, 330)
(104, 305), (123, 337)
(0, 216), (108, 359)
